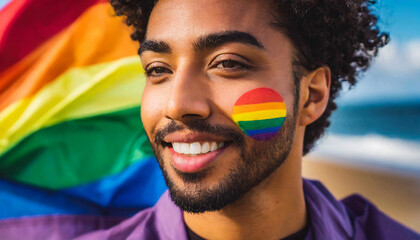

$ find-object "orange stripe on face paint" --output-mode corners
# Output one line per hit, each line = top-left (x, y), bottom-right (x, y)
(233, 102), (286, 114)
(0, 3), (138, 112)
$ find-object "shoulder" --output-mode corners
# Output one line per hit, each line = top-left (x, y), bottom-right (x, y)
(342, 194), (420, 240)
(74, 191), (188, 240)
(303, 179), (420, 240)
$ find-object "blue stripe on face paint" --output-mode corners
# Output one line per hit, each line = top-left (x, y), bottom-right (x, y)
(245, 126), (281, 136)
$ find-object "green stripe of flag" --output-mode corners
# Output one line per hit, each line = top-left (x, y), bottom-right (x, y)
(0, 106), (155, 189)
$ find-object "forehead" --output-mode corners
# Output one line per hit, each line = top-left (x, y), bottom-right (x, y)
(146, 0), (274, 41)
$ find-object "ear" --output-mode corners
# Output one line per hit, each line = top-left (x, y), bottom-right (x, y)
(298, 66), (331, 126)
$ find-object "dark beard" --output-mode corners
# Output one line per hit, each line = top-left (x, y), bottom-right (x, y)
(150, 115), (296, 213)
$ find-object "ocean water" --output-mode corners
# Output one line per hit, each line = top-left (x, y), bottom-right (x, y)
(328, 102), (420, 141)
(310, 101), (420, 175)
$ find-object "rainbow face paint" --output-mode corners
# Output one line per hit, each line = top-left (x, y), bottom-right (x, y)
(232, 88), (287, 140)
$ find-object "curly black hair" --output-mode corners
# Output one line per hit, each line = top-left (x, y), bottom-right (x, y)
(110, 0), (389, 155)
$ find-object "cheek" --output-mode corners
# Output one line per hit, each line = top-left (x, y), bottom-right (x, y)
(141, 87), (163, 134)
(231, 88), (287, 141)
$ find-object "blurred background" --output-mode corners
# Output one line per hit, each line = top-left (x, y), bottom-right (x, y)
(0, 0), (419, 237)
(304, 0), (420, 231)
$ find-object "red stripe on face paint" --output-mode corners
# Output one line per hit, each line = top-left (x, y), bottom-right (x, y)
(234, 88), (284, 106)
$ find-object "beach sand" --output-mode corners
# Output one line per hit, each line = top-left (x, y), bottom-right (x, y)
(302, 156), (420, 232)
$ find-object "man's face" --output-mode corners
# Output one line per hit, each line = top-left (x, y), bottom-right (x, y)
(140, 0), (299, 213)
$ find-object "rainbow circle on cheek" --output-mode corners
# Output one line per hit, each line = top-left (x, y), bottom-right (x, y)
(232, 88), (287, 141)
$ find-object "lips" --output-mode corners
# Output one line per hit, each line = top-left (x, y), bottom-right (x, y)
(162, 132), (230, 173)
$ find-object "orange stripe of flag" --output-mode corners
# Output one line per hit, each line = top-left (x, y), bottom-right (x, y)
(0, 3), (138, 112)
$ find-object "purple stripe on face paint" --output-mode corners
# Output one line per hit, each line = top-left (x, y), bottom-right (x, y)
(249, 132), (277, 141)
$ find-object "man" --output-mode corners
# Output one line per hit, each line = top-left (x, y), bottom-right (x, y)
(77, 0), (419, 239)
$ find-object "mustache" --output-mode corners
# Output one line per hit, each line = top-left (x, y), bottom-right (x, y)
(154, 119), (245, 146)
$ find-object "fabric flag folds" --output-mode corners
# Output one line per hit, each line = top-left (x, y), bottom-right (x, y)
(0, 0), (167, 238)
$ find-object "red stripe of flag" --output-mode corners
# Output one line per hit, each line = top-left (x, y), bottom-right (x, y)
(0, 0), (106, 73)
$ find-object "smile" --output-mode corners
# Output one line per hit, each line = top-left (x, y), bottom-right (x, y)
(162, 132), (232, 173)
(171, 141), (225, 156)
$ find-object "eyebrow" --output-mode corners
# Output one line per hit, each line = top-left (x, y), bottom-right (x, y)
(194, 31), (265, 52)
(139, 40), (172, 56)
(138, 31), (265, 56)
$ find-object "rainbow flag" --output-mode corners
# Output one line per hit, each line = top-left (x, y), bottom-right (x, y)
(0, 0), (166, 238)
(233, 88), (287, 140)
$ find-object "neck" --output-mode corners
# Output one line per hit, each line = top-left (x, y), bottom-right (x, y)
(183, 152), (306, 240)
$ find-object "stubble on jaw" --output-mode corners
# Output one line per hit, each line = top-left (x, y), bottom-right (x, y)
(149, 111), (296, 213)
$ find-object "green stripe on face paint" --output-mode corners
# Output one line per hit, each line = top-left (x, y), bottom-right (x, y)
(238, 117), (285, 131)
(0, 106), (155, 189)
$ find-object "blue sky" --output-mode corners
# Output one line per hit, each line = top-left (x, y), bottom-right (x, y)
(337, 0), (420, 104)
(1, 0), (419, 104)
(0, 0), (9, 9)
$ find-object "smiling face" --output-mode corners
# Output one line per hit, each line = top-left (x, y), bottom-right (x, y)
(140, 0), (300, 213)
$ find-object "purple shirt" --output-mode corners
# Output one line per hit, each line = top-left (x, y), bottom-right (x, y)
(74, 179), (420, 240)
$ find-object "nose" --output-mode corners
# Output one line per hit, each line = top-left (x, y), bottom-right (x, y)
(165, 66), (211, 121)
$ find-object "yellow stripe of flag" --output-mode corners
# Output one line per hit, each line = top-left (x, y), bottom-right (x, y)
(0, 56), (144, 154)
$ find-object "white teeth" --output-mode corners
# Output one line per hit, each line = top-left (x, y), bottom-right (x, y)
(190, 142), (201, 154)
(201, 142), (210, 153)
(173, 142), (181, 153)
(181, 143), (189, 154)
(172, 141), (225, 155)
(210, 142), (218, 151)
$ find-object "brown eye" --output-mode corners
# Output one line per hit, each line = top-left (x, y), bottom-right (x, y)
(216, 60), (245, 69)
(222, 60), (235, 68)
(146, 67), (172, 77)
(154, 67), (167, 74)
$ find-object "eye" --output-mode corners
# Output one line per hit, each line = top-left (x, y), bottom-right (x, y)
(209, 54), (252, 72)
(216, 60), (245, 69)
(146, 66), (172, 77)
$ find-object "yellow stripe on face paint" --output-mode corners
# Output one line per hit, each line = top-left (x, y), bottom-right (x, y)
(232, 109), (287, 122)
(233, 102), (286, 114)
(0, 56), (144, 155)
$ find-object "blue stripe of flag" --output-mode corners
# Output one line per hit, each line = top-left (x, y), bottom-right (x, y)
(0, 157), (167, 219)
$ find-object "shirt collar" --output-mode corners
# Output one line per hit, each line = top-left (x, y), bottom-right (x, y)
(153, 179), (354, 240)
(154, 191), (188, 240)
(303, 179), (353, 239)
